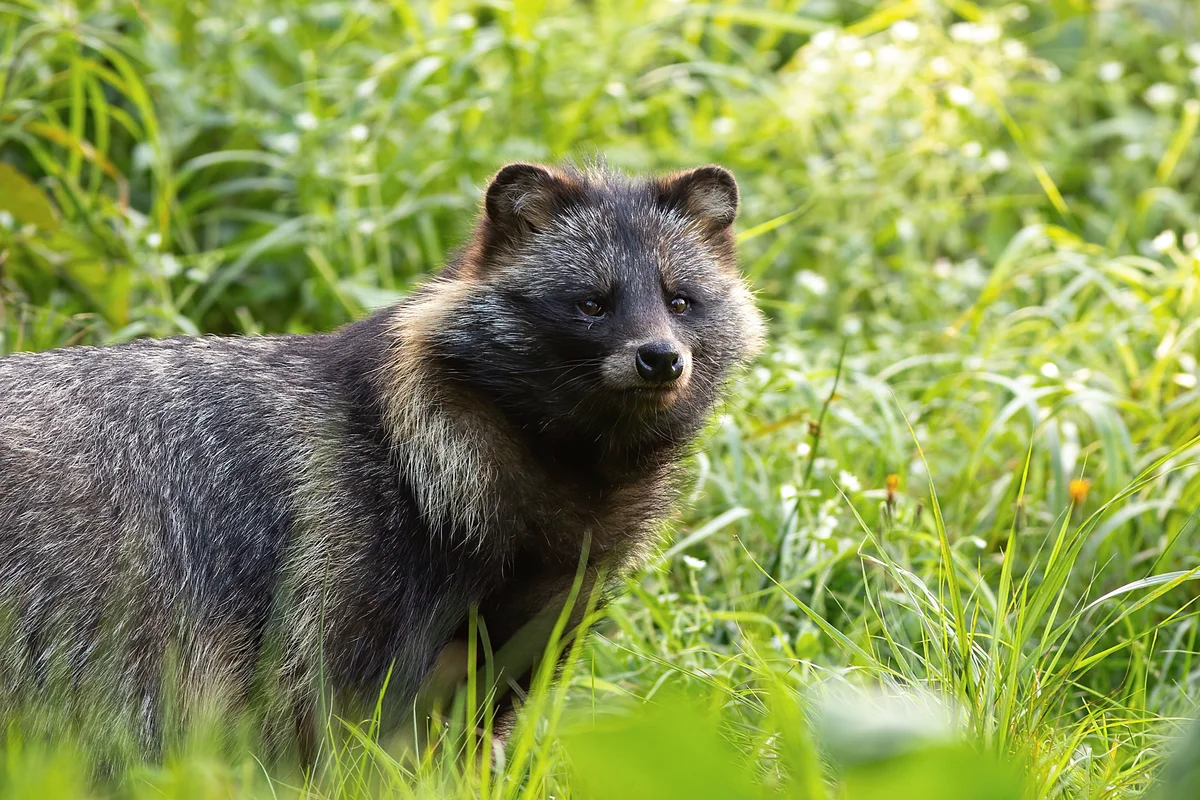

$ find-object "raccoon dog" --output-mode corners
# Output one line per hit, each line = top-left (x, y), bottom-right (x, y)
(0, 162), (765, 752)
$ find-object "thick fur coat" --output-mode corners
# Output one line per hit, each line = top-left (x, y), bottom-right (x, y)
(0, 163), (764, 747)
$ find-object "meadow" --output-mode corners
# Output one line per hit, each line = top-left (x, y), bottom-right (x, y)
(4, 0), (1200, 797)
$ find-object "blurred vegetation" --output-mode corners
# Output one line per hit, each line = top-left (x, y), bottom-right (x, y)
(5, 0), (1200, 797)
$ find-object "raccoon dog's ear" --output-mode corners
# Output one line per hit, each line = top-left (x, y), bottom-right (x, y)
(658, 165), (739, 230)
(484, 163), (572, 233)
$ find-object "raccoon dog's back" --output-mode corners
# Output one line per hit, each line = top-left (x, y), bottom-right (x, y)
(0, 162), (765, 744)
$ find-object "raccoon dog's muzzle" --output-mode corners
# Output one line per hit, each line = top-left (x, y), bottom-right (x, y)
(601, 337), (693, 404)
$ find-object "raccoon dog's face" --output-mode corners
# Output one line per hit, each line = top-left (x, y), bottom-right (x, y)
(432, 163), (765, 465)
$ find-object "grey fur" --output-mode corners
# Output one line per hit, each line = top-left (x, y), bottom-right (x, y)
(0, 162), (764, 750)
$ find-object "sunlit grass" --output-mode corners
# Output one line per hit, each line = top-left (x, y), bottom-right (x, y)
(5, 0), (1200, 797)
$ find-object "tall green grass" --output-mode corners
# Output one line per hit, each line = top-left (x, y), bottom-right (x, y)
(5, 0), (1200, 797)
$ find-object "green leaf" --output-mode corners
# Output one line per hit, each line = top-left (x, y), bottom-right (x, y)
(0, 164), (60, 232)
(843, 745), (1026, 800)
(561, 699), (759, 800)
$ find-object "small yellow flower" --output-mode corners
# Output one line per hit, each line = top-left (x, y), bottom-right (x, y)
(885, 473), (900, 514)
(1069, 478), (1090, 507)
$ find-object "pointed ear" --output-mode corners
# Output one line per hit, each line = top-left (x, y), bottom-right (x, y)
(484, 163), (570, 233)
(658, 165), (739, 230)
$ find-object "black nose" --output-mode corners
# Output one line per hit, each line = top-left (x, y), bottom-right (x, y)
(635, 342), (684, 385)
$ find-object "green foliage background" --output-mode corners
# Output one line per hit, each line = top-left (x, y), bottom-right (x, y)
(4, 0), (1200, 797)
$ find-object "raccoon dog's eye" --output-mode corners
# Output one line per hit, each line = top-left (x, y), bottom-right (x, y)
(577, 299), (605, 318)
(668, 297), (690, 314)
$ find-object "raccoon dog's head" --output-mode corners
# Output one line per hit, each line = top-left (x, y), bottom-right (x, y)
(431, 163), (765, 469)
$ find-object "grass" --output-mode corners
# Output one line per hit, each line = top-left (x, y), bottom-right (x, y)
(4, 0), (1200, 796)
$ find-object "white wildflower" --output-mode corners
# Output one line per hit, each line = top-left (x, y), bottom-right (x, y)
(809, 57), (832, 75)
(838, 470), (862, 492)
(268, 133), (300, 154)
(933, 258), (952, 279)
(294, 111), (318, 131)
(947, 85), (975, 106)
(896, 217), (916, 239)
(796, 442), (812, 458)
(877, 44), (904, 66)
(835, 35), (861, 53)
(267, 16), (289, 35)
(448, 12), (475, 30)
(1002, 40), (1027, 59)
(682, 555), (708, 570)
(1183, 232), (1199, 250)
(604, 81), (627, 98)
(780, 483), (797, 507)
(1044, 64), (1061, 82)
(356, 219), (377, 236)
(145, 232), (162, 249)
(348, 124), (369, 142)
(711, 116), (735, 136)
(961, 140), (982, 158)
(1160, 45), (1180, 63)
(890, 20), (919, 42)
(1152, 230), (1177, 252)
(159, 253), (181, 278)
(811, 30), (836, 50)
(961, 258), (985, 286)
(813, 457), (837, 474)
(986, 149), (1011, 171)
(949, 22), (1000, 44)
(930, 56), (952, 76)
(977, 23), (1003, 42)
(1097, 61), (1124, 82)
(356, 77), (379, 99)
(1174, 373), (1198, 389)
(814, 509), (837, 539)
(796, 270), (829, 295)
(1144, 83), (1178, 107)
(123, 207), (149, 230)
(853, 50), (873, 68)
(1040, 362), (1060, 379)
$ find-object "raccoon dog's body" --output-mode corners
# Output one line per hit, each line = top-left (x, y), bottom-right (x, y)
(0, 163), (764, 744)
